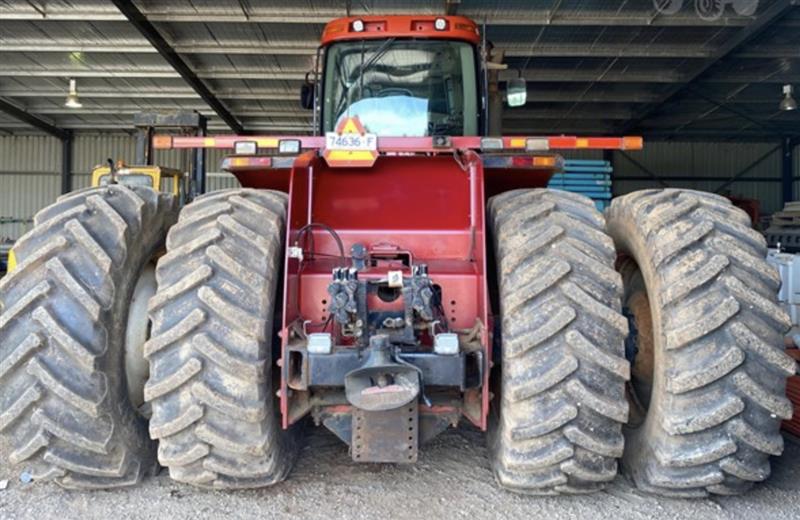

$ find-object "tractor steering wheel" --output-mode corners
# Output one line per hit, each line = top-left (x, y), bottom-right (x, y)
(377, 88), (414, 98)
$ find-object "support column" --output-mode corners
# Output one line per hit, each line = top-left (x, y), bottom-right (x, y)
(489, 85), (503, 136)
(135, 126), (153, 165)
(192, 114), (208, 198)
(782, 137), (795, 204)
(61, 130), (73, 195)
(487, 48), (504, 136)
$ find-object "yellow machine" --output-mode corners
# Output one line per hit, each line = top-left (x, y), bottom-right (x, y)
(91, 164), (186, 200)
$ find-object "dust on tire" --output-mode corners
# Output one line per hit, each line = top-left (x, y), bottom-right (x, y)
(0, 185), (176, 489)
(488, 188), (630, 494)
(606, 188), (795, 497)
(145, 188), (301, 489)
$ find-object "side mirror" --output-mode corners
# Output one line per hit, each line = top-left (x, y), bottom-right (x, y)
(506, 78), (527, 107)
(300, 83), (315, 110)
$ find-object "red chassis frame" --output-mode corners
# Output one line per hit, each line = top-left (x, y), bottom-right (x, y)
(155, 134), (642, 432)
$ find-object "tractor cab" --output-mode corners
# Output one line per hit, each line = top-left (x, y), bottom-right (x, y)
(307, 15), (524, 137)
(320, 26), (479, 136)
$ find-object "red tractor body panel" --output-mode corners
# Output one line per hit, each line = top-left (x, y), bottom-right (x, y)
(321, 15), (481, 46)
(279, 151), (491, 428)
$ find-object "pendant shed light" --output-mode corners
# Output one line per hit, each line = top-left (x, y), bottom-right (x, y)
(65, 78), (82, 108)
(780, 84), (797, 112)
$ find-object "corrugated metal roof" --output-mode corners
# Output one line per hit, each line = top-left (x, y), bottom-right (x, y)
(0, 0), (797, 138)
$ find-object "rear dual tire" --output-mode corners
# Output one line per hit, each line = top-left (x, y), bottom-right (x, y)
(0, 185), (176, 488)
(145, 188), (301, 488)
(606, 189), (794, 497)
(0, 186), (298, 490)
(489, 188), (793, 497)
(488, 189), (630, 494)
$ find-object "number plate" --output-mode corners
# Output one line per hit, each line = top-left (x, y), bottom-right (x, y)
(325, 132), (377, 152)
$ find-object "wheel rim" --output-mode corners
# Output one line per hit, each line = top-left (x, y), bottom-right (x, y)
(125, 262), (157, 415)
(619, 256), (655, 426)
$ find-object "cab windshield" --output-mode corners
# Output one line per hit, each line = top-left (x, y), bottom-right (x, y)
(98, 174), (154, 188)
(322, 39), (478, 137)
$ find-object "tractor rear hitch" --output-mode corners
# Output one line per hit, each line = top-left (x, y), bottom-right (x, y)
(301, 333), (482, 463)
(285, 258), (484, 461)
(344, 335), (421, 412)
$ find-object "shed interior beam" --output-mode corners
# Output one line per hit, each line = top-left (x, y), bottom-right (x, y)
(109, 0), (244, 134)
(1, 42), (758, 59)
(4, 67), (797, 84)
(623, 0), (799, 133)
(0, 9), (755, 26)
(0, 97), (69, 139)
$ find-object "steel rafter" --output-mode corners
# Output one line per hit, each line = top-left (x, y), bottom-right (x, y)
(0, 97), (69, 139)
(623, 0), (799, 134)
(110, 0), (245, 134)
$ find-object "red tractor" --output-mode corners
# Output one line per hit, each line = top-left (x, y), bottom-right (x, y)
(0, 15), (793, 497)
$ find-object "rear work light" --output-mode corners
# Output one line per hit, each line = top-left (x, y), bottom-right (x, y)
(234, 141), (257, 155)
(432, 135), (451, 148)
(480, 138), (503, 151)
(434, 18), (447, 30)
(525, 138), (549, 151)
(352, 19), (365, 32)
(279, 139), (301, 154)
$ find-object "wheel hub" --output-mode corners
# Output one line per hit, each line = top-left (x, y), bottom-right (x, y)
(125, 263), (157, 415)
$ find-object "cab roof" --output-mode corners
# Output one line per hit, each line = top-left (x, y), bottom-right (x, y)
(321, 15), (480, 46)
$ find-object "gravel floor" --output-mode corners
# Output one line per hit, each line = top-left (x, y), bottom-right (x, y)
(1, 426), (799, 520)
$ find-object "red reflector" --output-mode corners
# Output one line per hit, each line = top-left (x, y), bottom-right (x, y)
(508, 155), (557, 168)
(511, 156), (530, 168)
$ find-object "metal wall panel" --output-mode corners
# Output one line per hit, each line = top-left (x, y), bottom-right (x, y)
(0, 133), (241, 240)
(613, 141), (784, 214)
(73, 133), (137, 174)
(207, 173), (241, 191)
(794, 144), (800, 203)
(0, 173), (60, 239)
(0, 135), (61, 173)
(615, 141), (782, 179)
(0, 134), (795, 240)
(561, 150), (604, 161)
(0, 135), (62, 239)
